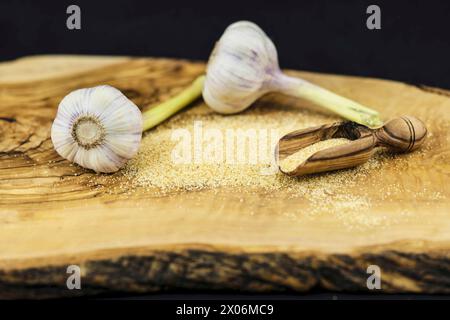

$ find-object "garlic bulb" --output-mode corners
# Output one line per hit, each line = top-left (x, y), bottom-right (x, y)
(142, 21), (382, 128)
(203, 21), (383, 127)
(141, 21), (383, 134)
(203, 21), (277, 114)
(51, 85), (143, 173)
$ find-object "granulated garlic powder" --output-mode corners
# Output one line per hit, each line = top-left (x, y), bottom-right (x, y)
(124, 104), (340, 191)
(119, 102), (438, 230)
(279, 138), (350, 172)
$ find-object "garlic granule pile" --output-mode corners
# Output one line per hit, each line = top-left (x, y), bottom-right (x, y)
(124, 105), (325, 190)
(51, 85), (143, 173)
(116, 102), (438, 230)
(123, 103), (379, 191)
(279, 138), (350, 172)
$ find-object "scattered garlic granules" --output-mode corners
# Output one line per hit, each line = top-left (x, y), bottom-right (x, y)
(118, 102), (435, 230)
(123, 104), (333, 191)
(279, 138), (350, 172)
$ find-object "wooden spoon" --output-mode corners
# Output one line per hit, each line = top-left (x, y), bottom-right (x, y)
(276, 116), (427, 177)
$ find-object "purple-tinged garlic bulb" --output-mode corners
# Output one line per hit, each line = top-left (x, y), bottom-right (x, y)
(203, 21), (383, 127)
(203, 21), (278, 114)
(51, 85), (143, 173)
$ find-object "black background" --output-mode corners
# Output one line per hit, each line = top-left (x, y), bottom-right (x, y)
(0, 0), (449, 88)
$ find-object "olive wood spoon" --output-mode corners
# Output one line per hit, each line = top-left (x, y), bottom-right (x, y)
(276, 116), (427, 177)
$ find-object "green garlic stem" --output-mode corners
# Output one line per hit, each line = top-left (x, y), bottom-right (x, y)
(143, 72), (383, 131)
(142, 75), (205, 131)
(276, 74), (383, 128)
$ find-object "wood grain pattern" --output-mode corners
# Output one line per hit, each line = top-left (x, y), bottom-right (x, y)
(0, 55), (449, 298)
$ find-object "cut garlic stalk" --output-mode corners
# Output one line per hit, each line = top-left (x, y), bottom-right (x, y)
(51, 85), (143, 173)
(145, 21), (383, 130)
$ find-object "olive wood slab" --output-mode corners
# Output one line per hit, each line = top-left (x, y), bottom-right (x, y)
(0, 55), (449, 298)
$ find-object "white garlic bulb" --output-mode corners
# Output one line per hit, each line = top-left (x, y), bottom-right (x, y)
(51, 85), (143, 173)
(203, 21), (382, 127)
(203, 21), (278, 114)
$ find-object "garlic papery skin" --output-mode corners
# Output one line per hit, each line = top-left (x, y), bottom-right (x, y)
(51, 85), (143, 173)
(203, 21), (383, 128)
(203, 21), (277, 114)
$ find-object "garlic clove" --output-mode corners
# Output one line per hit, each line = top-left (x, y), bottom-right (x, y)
(203, 21), (280, 114)
(51, 85), (142, 173)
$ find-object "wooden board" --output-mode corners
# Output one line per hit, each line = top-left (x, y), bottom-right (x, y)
(0, 55), (449, 299)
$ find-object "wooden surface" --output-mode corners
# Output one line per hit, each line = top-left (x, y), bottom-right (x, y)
(0, 55), (449, 298)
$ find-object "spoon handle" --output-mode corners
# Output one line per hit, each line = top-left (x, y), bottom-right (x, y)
(374, 116), (427, 152)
